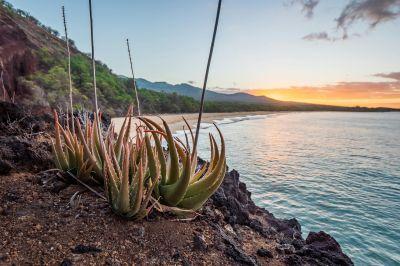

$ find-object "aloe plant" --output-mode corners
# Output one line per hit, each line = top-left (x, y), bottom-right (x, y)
(52, 110), (97, 183)
(139, 117), (226, 211)
(103, 128), (158, 219)
(53, 106), (135, 183)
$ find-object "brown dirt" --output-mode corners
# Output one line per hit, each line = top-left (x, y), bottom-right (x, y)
(0, 171), (283, 265)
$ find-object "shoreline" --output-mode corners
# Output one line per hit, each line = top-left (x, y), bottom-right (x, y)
(112, 111), (275, 133)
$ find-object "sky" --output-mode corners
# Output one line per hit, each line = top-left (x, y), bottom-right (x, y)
(6, 0), (400, 108)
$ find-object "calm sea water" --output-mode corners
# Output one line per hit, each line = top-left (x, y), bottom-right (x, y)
(191, 112), (400, 265)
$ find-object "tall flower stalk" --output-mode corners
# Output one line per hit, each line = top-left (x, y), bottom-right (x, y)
(126, 39), (141, 116)
(88, 0), (99, 117)
(62, 6), (74, 132)
(193, 0), (223, 153)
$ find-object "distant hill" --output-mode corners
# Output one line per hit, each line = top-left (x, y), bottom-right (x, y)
(136, 78), (280, 105)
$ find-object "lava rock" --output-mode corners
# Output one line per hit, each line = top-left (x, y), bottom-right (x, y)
(225, 246), (258, 266)
(276, 244), (295, 254)
(71, 244), (102, 254)
(0, 159), (12, 175)
(0, 254), (7, 262)
(306, 231), (342, 252)
(215, 224), (258, 266)
(132, 226), (145, 238)
(60, 258), (73, 266)
(256, 248), (273, 258)
(298, 231), (354, 265)
(3, 190), (20, 202)
(193, 234), (207, 251)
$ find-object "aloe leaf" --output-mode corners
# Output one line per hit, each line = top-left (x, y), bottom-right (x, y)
(118, 145), (131, 213)
(53, 111), (69, 170)
(161, 119), (180, 184)
(131, 158), (144, 214)
(210, 134), (220, 170)
(182, 116), (197, 165)
(178, 159), (226, 211)
(139, 118), (167, 184)
(109, 141), (122, 185)
(124, 106), (133, 143)
(114, 108), (131, 159)
(159, 152), (191, 206)
(189, 162), (208, 184)
(51, 142), (62, 169)
(103, 147), (119, 206)
(145, 134), (159, 182)
(185, 128), (225, 197)
(75, 118), (102, 175)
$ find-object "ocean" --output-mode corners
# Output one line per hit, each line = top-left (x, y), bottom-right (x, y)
(186, 112), (400, 265)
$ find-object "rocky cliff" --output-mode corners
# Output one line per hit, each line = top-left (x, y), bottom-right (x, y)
(0, 6), (71, 101)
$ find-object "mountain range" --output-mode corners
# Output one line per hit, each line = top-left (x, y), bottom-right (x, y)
(136, 79), (281, 105)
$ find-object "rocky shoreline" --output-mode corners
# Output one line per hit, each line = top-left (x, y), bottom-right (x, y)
(0, 102), (353, 265)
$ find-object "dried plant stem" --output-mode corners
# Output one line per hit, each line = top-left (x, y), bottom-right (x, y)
(126, 39), (141, 116)
(193, 0), (222, 152)
(66, 171), (107, 201)
(88, 0), (99, 117)
(62, 6), (74, 132)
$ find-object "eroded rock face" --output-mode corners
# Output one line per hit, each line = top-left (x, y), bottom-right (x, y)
(0, 8), (37, 99)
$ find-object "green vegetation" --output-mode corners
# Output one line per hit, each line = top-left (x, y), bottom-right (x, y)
(27, 47), (271, 115)
(24, 48), (200, 115)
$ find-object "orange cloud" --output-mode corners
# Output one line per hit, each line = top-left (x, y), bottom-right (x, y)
(248, 82), (400, 108)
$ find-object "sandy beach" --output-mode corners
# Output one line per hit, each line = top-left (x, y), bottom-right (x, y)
(112, 111), (273, 134)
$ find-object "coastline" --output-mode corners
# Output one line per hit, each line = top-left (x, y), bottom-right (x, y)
(112, 111), (275, 134)
(0, 103), (353, 265)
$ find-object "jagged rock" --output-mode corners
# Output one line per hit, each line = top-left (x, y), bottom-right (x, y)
(0, 159), (12, 175)
(256, 248), (273, 258)
(295, 231), (354, 265)
(276, 244), (295, 254)
(193, 234), (207, 251)
(215, 224), (258, 266)
(60, 258), (73, 266)
(71, 244), (102, 254)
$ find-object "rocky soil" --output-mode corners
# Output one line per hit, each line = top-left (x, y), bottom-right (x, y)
(0, 102), (353, 265)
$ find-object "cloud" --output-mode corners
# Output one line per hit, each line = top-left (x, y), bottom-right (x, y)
(298, 0), (400, 41)
(374, 72), (400, 81)
(211, 87), (242, 94)
(337, 0), (400, 37)
(303, 31), (332, 41)
(302, 31), (361, 42)
(291, 0), (320, 18)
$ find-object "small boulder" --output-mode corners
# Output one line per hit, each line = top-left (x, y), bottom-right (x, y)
(0, 159), (12, 175)
(193, 234), (207, 251)
(71, 244), (102, 254)
(257, 248), (273, 258)
(276, 244), (295, 254)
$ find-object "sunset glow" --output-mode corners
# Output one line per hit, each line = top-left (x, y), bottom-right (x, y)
(248, 82), (400, 108)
